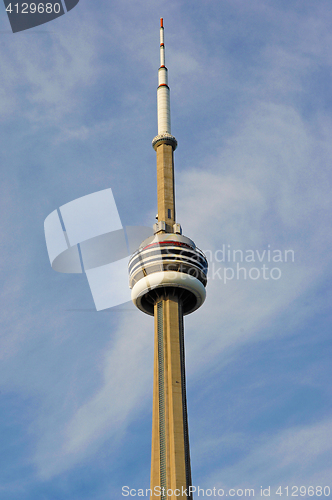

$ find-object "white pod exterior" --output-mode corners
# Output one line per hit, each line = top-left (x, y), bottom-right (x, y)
(128, 233), (208, 315)
(131, 271), (206, 316)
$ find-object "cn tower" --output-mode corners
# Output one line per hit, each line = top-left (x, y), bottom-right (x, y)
(128, 19), (208, 500)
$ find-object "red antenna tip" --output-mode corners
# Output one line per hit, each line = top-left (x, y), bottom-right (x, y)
(160, 18), (163, 28)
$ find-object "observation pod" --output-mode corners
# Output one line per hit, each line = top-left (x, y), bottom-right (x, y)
(128, 233), (208, 316)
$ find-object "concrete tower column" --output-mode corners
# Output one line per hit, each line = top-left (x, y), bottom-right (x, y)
(156, 143), (175, 230)
(150, 296), (192, 499)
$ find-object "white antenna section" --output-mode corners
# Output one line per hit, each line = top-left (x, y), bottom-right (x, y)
(157, 18), (171, 135)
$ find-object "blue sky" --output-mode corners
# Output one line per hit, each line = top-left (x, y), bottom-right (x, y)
(0, 0), (332, 498)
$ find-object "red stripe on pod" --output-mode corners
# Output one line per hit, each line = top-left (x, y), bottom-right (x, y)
(142, 241), (193, 251)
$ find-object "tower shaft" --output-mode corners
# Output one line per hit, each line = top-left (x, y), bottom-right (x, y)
(156, 143), (175, 229)
(150, 296), (191, 500)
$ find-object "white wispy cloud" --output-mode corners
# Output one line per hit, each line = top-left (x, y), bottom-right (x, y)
(32, 310), (154, 479)
(203, 418), (332, 496)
